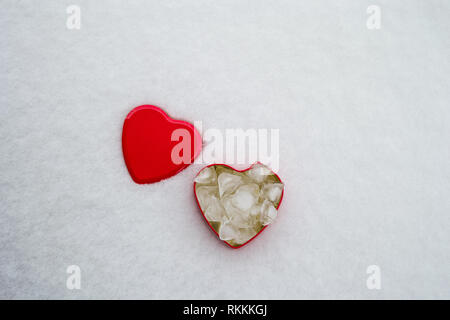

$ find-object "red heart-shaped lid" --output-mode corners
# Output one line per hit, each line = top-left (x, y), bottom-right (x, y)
(122, 105), (202, 184)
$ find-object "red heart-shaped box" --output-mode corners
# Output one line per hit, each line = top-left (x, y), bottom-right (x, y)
(122, 105), (202, 183)
(193, 163), (284, 249)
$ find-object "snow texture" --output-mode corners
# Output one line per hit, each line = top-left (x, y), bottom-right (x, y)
(0, 0), (449, 299)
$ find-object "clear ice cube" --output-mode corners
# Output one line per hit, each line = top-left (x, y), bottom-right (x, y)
(204, 196), (225, 222)
(230, 184), (260, 212)
(222, 185), (260, 229)
(250, 203), (261, 217)
(196, 185), (219, 211)
(194, 166), (217, 185)
(262, 182), (284, 203)
(222, 196), (250, 228)
(231, 213), (252, 229)
(234, 227), (258, 245)
(245, 163), (274, 183)
(260, 199), (277, 226)
(217, 172), (242, 198)
(219, 220), (239, 241)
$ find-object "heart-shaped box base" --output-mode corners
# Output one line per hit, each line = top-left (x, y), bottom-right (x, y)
(194, 162), (284, 249)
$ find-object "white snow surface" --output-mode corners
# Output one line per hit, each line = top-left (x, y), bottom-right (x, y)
(0, 0), (449, 299)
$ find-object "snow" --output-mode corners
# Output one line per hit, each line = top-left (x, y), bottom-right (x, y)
(0, 0), (449, 299)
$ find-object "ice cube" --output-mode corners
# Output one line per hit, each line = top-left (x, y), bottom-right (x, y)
(219, 220), (239, 241)
(222, 185), (260, 229)
(231, 213), (252, 229)
(250, 203), (261, 217)
(222, 196), (250, 228)
(233, 227), (258, 245)
(222, 195), (239, 216)
(230, 184), (260, 212)
(194, 166), (217, 185)
(204, 196), (225, 222)
(246, 163), (274, 183)
(260, 200), (277, 226)
(217, 172), (242, 198)
(195, 185), (219, 211)
(262, 182), (284, 203)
